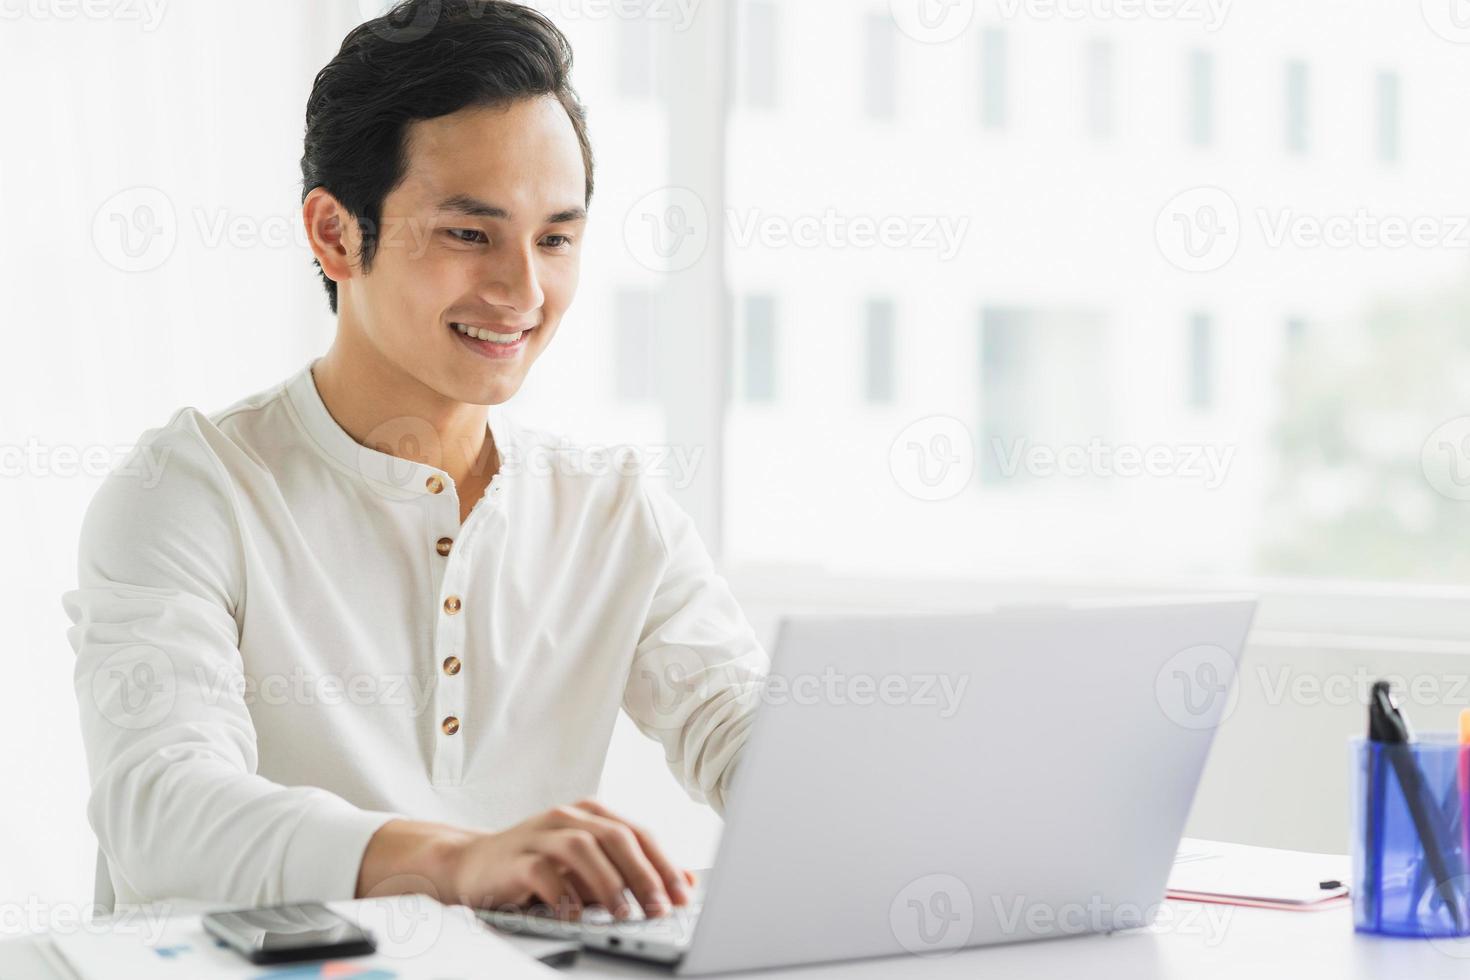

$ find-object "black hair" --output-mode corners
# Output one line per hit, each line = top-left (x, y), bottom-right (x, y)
(300, 0), (594, 313)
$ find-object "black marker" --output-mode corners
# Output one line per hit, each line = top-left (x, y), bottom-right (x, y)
(1368, 681), (1466, 932)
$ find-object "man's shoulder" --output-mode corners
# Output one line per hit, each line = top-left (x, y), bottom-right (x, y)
(103, 373), (296, 503)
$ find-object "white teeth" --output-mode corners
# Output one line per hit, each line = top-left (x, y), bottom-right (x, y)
(453, 323), (524, 344)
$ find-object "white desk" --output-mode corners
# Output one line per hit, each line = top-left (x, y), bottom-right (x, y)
(5, 900), (1469, 979)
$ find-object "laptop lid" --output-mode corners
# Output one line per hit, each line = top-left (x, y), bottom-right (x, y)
(677, 597), (1256, 975)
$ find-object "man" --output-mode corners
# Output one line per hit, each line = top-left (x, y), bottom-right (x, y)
(62, 0), (766, 920)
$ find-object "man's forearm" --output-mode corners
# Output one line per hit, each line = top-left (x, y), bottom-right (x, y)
(356, 818), (472, 901)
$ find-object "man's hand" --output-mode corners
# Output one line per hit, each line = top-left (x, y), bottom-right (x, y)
(356, 799), (696, 920)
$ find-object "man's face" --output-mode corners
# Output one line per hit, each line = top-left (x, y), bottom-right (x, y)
(345, 95), (587, 406)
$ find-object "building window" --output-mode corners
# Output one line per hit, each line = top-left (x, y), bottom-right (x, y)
(1376, 70), (1401, 164)
(614, 289), (657, 403)
(1187, 48), (1213, 147)
(864, 298), (895, 404)
(1085, 39), (1115, 140)
(980, 27), (1007, 130)
(1285, 60), (1310, 153)
(743, 294), (777, 403)
(1188, 313), (1213, 410)
(864, 13), (896, 120)
(742, 0), (777, 109)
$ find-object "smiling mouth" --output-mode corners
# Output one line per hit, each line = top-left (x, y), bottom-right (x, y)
(451, 321), (535, 345)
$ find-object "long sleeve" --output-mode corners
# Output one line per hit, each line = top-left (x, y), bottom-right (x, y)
(61, 417), (398, 906)
(621, 482), (769, 815)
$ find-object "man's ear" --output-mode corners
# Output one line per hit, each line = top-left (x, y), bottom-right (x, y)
(303, 187), (355, 287)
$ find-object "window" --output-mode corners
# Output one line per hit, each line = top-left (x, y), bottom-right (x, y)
(1187, 313), (1213, 411)
(979, 308), (1109, 486)
(864, 298), (895, 404)
(615, 17), (657, 101)
(1285, 59), (1310, 153)
(1187, 49), (1213, 147)
(614, 289), (657, 403)
(980, 27), (1007, 130)
(742, 0), (777, 109)
(1085, 39), (1115, 141)
(742, 294), (777, 403)
(864, 12), (896, 120)
(1376, 70), (1400, 163)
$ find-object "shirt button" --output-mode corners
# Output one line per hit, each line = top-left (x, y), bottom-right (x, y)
(436, 536), (454, 557)
(443, 595), (462, 614)
(442, 656), (462, 676)
(425, 474), (444, 494)
(441, 715), (460, 735)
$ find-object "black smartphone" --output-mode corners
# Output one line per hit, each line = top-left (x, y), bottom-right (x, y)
(201, 902), (377, 965)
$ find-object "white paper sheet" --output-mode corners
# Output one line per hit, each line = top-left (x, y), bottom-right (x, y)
(47, 895), (558, 980)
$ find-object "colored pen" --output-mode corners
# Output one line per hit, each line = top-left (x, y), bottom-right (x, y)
(1460, 709), (1470, 874)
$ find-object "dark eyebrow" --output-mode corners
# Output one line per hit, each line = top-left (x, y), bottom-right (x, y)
(435, 194), (586, 224)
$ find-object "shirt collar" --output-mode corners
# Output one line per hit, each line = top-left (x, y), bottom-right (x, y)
(285, 357), (516, 500)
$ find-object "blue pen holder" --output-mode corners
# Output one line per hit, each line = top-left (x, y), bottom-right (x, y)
(1351, 735), (1470, 937)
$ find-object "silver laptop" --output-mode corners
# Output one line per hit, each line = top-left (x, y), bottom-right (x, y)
(484, 596), (1256, 974)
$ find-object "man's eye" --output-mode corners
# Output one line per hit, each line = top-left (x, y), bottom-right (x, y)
(541, 234), (573, 250)
(446, 229), (488, 244)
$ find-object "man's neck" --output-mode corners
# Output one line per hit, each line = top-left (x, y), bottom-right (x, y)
(312, 330), (497, 492)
